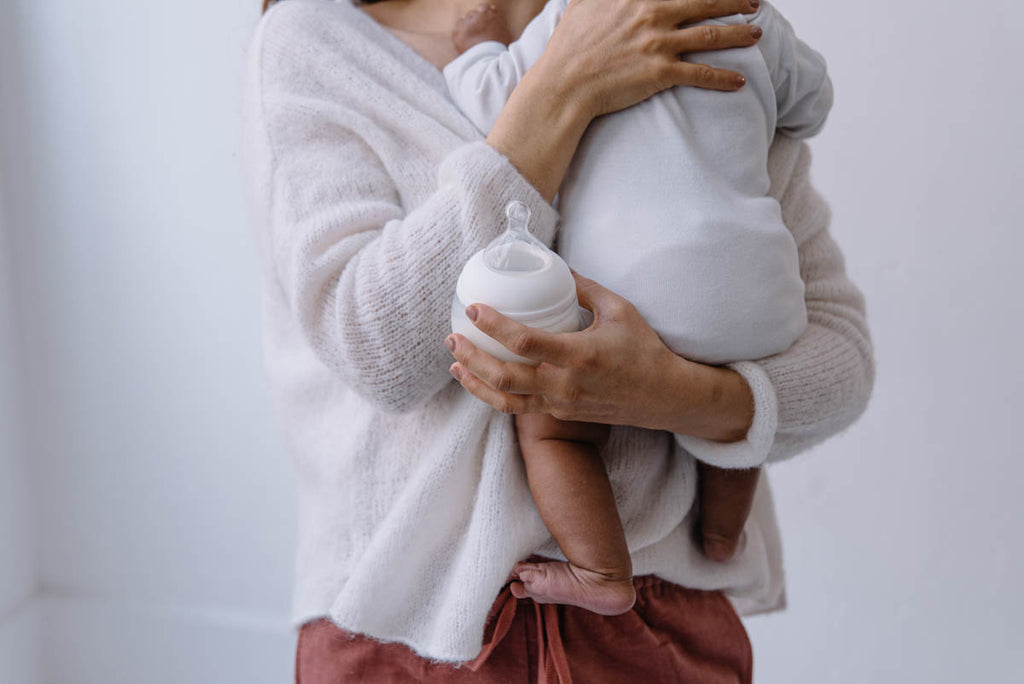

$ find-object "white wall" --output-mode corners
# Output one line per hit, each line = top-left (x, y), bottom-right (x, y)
(0, 185), (42, 684)
(744, 1), (1024, 682)
(0, 0), (1021, 682)
(0, 8), (42, 682)
(2, 0), (297, 681)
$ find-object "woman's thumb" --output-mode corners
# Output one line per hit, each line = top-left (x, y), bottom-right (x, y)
(571, 269), (617, 314)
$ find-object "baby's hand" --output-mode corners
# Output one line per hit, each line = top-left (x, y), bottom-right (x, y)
(452, 3), (513, 54)
(696, 462), (761, 563)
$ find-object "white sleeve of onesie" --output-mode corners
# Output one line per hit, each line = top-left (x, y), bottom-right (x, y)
(675, 140), (874, 470)
(756, 1), (834, 138)
(443, 0), (569, 136)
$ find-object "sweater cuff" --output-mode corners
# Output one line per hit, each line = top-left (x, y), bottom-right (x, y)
(437, 140), (559, 248)
(673, 361), (778, 469)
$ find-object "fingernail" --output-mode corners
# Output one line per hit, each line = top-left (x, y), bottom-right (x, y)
(750, 26), (762, 39)
(445, 336), (455, 353)
(735, 75), (746, 88)
(466, 305), (478, 322)
(749, 0), (759, 8)
(450, 364), (462, 381)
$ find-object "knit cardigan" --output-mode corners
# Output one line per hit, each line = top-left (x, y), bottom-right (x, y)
(241, 0), (874, 663)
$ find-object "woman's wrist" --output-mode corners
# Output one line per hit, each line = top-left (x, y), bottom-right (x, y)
(658, 353), (756, 444)
(485, 60), (593, 204)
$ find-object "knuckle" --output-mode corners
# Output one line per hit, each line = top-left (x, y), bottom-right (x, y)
(550, 406), (570, 421)
(697, 64), (716, 84)
(631, 2), (653, 25)
(651, 60), (674, 84)
(453, 337), (473, 361)
(648, 4), (671, 28)
(561, 377), (582, 404)
(646, 4), (667, 26)
(576, 345), (599, 372)
(548, 392), (575, 419)
(701, 25), (718, 46)
(463, 345), (482, 366)
(638, 30), (661, 55)
(492, 370), (514, 393)
(508, 330), (535, 357)
(497, 397), (517, 415)
(606, 298), (632, 320)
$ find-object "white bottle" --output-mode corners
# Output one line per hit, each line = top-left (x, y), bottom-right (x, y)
(451, 201), (581, 366)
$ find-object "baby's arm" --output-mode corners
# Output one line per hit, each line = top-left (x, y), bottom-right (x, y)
(444, 0), (569, 136)
(755, 1), (834, 138)
(697, 462), (760, 562)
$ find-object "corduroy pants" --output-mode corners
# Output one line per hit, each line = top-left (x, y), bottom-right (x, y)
(296, 573), (753, 683)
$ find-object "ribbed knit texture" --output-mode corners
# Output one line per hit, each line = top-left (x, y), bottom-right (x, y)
(241, 0), (874, 663)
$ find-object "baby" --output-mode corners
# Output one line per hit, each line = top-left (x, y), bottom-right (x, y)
(447, 0), (832, 614)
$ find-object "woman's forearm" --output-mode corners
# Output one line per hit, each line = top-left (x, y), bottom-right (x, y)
(485, 61), (592, 203)
(655, 354), (756, 444)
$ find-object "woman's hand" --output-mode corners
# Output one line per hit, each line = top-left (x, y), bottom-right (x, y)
(445, 272), (755, 442)
(448, 272), (676, 427)
(547, 0), (764, 120)
(487, 0), (763, 203)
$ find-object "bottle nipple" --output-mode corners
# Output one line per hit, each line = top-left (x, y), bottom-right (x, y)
(483, 201), (551, 273)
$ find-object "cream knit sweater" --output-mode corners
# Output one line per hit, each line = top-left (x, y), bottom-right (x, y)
(241, 0), (874, 663)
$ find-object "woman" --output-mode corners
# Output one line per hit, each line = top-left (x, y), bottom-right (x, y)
(243, 0), (874, 681)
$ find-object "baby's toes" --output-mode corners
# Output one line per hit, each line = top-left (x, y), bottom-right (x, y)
(510, 581), (529, 599)
(512, 562), (541, 578)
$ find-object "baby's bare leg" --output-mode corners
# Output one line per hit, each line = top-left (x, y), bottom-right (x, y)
(696, 462), (761, 562)
(452, 3), (513, 54)
(513, 413), (635, 615)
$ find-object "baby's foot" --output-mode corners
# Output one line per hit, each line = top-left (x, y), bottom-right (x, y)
(452, 3), (513, 54)
(509, 561), (636, 616)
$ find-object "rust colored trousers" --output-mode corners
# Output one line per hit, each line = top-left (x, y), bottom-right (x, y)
(296, 572), (753, 683)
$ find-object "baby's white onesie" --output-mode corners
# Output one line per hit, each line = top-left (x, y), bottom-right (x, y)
(444, 0), (832, 363)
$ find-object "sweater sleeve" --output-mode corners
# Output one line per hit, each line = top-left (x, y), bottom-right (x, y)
(675, 138), (875, 468)
(442, 0), (568, 136)
(244, 6), (560, 415)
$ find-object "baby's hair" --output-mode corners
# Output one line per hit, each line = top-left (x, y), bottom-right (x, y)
(262, 0), (387, 13)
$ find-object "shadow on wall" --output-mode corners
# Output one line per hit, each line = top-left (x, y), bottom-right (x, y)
(0, 3), (42, 680)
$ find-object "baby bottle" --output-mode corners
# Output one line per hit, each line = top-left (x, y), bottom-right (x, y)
(451, 200), (581, 366)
